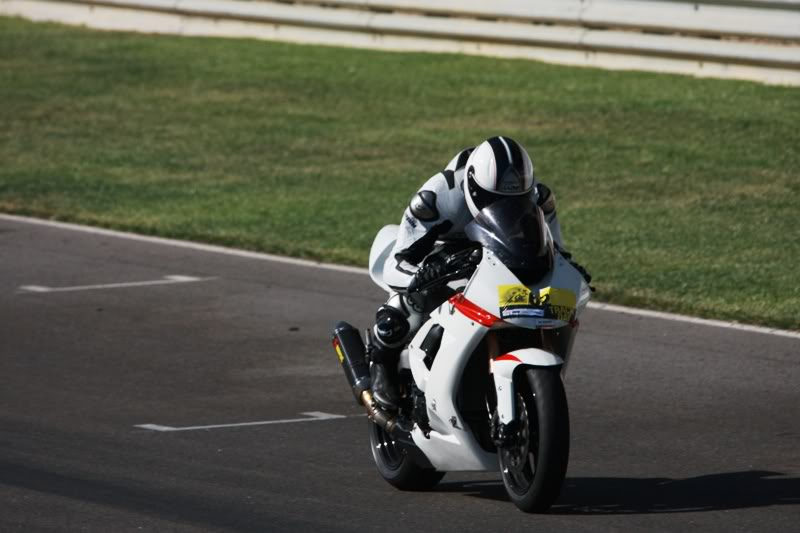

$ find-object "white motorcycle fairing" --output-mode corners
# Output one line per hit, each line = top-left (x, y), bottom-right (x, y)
(349, 195), (591, 512)
(368, 224), (399, 293)
(401, 247), (588, 472)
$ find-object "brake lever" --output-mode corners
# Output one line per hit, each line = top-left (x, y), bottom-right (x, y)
(405, 245), (480, 294)
(411, 266), (475, 293)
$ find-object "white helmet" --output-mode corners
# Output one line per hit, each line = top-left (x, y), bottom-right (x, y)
(464, 136), (535, 218)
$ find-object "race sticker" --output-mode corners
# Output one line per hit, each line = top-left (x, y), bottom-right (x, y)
(497, 284), (576, 322)
(333, 338), (345, 364)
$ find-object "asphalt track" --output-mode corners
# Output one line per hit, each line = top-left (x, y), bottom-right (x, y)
(1, 217), (798, 532)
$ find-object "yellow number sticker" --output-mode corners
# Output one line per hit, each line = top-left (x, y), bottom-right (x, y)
(497, 285), (576, 321)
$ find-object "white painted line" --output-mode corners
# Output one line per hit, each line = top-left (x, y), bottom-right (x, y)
(17, 285), (50, 293)
(2, 213), (799, 339)
(0, 214), (366, 275)
(136, 424), (176, 432)
(588, 302), (800, 340)
(18, 275), (211, 294)
(134, 411), (351, 432)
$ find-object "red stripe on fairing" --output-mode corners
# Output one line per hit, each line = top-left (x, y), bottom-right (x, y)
(448, 294), (500, 327)
(495, 354), (521, 363)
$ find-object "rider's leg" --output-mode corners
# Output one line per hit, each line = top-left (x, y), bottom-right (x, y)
(370, 292), (423, 409)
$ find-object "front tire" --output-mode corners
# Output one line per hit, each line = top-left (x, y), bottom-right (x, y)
(368, 421), (445, 491)
(498, 367), (570, 512)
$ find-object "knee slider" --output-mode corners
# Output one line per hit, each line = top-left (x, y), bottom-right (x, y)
(374, 305), (410, 348)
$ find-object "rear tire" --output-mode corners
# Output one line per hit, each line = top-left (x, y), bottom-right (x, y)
(498, 367), (569, 512)
(368, 421), (445, 491)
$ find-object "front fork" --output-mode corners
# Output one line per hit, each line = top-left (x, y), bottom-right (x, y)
(489, 341), (564, 430)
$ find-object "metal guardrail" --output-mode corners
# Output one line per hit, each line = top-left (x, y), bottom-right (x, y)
(2, 0), (800, 84)
(650, 0), (800, 9)
(282, 0), (800, 42)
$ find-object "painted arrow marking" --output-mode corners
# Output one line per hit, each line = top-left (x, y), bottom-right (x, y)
(19, 275), (212, 293)
(135, 411), (350, 432)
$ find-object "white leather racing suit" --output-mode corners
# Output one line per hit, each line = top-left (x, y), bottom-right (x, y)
(383, 148), (565, 291)
(373, 147), (566, 352)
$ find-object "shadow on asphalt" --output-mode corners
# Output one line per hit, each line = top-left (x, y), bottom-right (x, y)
(0, 461), (281, 532)
(437, 471), (800, 514)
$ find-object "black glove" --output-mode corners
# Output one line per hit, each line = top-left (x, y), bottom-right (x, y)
(408, 255), (447, 292)
(573, 262), (594, 288)
(556, 245), (594, 290)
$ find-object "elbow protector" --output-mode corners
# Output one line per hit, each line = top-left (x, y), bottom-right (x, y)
(409, 190), (439, 222)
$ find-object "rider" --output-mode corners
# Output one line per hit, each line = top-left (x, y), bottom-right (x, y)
(369, 136), (571, 410)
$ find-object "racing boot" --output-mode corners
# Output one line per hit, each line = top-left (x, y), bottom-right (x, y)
(369, 345), (401, 410)
(369, 299), (413, 410)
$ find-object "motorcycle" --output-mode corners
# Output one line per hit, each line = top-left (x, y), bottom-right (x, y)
(332, 196), (592, 512)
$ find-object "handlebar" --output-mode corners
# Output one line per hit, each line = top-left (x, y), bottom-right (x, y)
(406, 245), (481, 294)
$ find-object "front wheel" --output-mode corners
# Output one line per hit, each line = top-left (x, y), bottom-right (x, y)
(368, 420), (445, 491)
(498, 367), (570, 513)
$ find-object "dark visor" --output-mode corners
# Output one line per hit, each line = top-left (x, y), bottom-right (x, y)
(465, 196), (553, 282)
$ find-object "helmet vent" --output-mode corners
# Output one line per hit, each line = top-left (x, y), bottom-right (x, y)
(497, 167), (524, 193)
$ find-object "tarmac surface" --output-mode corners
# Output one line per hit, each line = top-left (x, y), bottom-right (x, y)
(1, 217), (798, 532)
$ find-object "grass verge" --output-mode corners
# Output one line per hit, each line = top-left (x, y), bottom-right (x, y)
(1, 17), (798, 330)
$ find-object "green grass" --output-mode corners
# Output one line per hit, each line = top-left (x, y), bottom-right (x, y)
(1, 17), (799, 329)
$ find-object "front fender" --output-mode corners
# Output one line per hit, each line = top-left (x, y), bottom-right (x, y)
(493, 348), (564, 423)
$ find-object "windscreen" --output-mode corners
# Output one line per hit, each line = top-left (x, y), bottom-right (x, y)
(464, 195), (553, 280)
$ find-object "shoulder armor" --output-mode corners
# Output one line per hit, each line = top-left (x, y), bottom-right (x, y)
(536, 182), (556, 216)
(442, 170), (455, 190)
(409, 190), (439, 222)
(444, 147), (476, 174)
(455, 147), (474, 170)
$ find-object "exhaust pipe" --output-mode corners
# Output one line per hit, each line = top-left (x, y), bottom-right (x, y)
(332, 321), (401, 435)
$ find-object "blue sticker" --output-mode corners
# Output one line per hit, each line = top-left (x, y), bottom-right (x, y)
(500, 307), (545, 319)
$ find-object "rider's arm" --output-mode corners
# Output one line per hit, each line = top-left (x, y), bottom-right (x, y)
(383, 173), (455, 290)
(536, 182), (565, 249)
(383, 148), (474, 290)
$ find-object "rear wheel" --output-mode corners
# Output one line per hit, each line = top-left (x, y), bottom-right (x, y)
(368, 421), (445, 490)
(498, 367), (569, 512)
